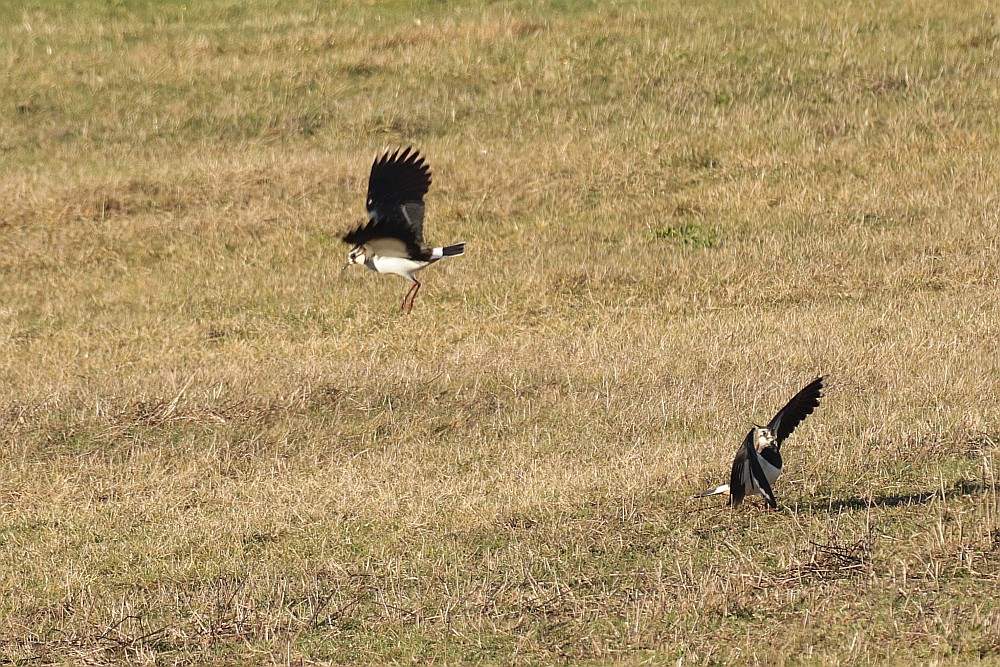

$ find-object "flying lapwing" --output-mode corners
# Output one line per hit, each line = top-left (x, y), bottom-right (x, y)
(342, 147), (465, 313)
(696, 376), (825, 509)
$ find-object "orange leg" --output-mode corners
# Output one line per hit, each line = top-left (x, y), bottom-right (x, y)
(406, 279), (422, 314)
(400, 280), (420, 313)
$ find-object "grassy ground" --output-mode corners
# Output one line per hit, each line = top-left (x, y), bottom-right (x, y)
(2, 0), (1000, 664)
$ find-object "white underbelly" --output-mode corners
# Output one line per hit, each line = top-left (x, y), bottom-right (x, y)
(368, 255), (428, 279)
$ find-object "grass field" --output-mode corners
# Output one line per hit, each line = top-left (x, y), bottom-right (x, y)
(2, 0), (1000, 664)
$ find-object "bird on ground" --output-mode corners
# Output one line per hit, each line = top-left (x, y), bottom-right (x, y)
(696, 376), (825, 509)
(341, 147), (465, 313)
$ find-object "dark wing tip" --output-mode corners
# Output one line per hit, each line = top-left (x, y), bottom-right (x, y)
(799, 375), (825, 405)
(366, 145), (433, 214)
(371, 145), (427, 173)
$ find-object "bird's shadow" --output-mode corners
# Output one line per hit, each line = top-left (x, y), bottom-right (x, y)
(798, 478), (997, 513)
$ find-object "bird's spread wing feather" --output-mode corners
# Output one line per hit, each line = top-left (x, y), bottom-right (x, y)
(366, 146), (432, 245)
(768, 376), (825, 448)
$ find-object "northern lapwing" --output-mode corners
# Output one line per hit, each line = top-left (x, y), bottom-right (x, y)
(696, 376), (825, 509)
(342, 147), (465, 313)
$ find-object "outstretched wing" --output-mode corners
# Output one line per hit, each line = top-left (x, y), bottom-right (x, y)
(366, 146), (432, 245)
(728, 430), (777, 509)
(767, 376), (824, 449)
(341, 147), (433, 259)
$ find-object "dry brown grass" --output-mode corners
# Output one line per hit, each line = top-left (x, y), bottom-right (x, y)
(2, 0), (1000, 664)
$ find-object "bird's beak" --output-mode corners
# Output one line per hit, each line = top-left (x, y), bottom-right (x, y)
(342, 261), (351, 271)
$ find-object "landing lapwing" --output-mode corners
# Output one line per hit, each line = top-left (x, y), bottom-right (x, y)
(342, 147), (465, 313)
(696, 376), (825, 509)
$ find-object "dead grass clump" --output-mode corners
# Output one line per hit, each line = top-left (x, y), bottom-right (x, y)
(78, 179), (190, 222)
(103, 382), (352, 437)
(782, 534), (873, 584)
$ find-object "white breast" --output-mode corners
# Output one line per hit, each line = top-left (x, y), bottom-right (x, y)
(759, 456), (781, 486)
(742, 455), (782, 497)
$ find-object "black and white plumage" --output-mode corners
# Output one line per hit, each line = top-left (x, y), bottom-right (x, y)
(696, 376), (825, 509)
(342, 147), (465, 313)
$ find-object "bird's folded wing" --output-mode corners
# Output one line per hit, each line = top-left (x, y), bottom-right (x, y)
(728, 433), (751, 507)
(746, 443), (777, 509)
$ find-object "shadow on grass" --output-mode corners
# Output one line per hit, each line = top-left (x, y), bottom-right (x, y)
(802, 479), (998, 513)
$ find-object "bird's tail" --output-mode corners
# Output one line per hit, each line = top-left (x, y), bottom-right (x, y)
(431, 242), (466, 259)
(694, 484), (730, 498)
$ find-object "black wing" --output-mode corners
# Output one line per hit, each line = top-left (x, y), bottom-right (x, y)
(366, 146), (432, 245)
(747, 440), (777, 509)
(728, 430), (777, 509)
(767, 376), (824, 449)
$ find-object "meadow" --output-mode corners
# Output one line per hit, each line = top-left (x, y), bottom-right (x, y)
(1, 0), (999, 663)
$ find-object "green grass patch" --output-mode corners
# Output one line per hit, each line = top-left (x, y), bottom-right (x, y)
(649, 223), (720, 249)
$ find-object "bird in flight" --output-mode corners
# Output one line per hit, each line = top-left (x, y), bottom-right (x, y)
(696, 376), (825, 509)
(342, 147), (465, 313)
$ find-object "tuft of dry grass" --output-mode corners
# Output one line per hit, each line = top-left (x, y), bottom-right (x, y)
(2, 0), (1000, 664)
